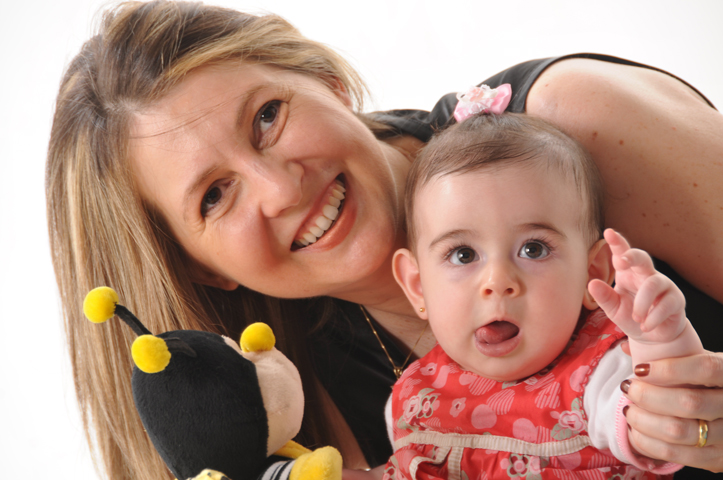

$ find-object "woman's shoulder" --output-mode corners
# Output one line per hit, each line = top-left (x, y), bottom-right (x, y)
(525, 53), (715, 116)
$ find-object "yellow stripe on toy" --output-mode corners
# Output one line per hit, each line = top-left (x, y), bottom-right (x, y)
(240, 322), (275, 353)
(289, 446), (342, 480)
(83, 286), (119, 323)
(187, 469), (230, 480)
(132, 335), (172, 373)
(274, 440), (312, 459)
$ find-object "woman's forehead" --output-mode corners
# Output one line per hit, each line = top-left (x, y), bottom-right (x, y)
(131, 63), (281, 131)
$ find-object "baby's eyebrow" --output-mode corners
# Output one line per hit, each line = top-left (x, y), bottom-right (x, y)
(519, 222), (566, 239)
(427, 229), (474, 251)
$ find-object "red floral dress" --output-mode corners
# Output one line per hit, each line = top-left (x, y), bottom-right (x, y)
(385, 310), (672, 480)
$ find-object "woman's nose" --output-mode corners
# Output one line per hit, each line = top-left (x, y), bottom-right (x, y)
(481, 260), (520, 298)
(253, 157), (304, 218)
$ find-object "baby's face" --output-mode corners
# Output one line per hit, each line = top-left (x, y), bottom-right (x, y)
(411, 163), (596, 381)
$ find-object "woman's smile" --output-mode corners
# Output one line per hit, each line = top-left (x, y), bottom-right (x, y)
(293, 176), (347, 249)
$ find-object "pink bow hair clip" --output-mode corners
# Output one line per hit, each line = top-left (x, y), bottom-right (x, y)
(453, 83), (512, 122)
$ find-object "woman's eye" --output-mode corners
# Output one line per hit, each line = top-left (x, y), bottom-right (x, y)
(201, 186), (222, 217)
(256, 100), (280, 135)
(449, 247), (478, 265)
(519, 241), (550, 260)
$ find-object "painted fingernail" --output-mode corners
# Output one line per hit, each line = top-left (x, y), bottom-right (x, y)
(622, 405), (629, 417)
(634, 363), (650, 377)
(620, 379), (631, 394)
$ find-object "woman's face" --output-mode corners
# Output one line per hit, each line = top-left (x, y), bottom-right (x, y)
(130, 63), (409, 299)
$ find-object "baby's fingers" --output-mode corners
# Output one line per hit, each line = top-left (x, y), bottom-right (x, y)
(618, 247), (656, 279)
(603, 228), (632, 257)
(633, 276), (685, 332)
(588, 278), (621, 319)
(603, 230), (655, 278)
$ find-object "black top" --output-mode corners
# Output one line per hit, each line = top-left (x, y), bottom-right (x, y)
(308, 54), (723, 479)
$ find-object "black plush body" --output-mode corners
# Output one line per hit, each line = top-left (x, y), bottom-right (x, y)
(132, 330), (268, 480)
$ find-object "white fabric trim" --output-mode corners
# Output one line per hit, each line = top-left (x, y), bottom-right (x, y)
(257, 459), (295, 480)
(384, 392), (394, 448)
(394, 430), (594, 457)
(409, 445), (451, 479)
(583, 343), (631, 463)
(447, 446), (464, 480)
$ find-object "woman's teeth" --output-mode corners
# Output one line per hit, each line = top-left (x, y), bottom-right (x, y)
(295, 181), (346, 247)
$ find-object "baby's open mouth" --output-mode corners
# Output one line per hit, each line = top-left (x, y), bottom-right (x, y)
(292, 176), (346, 249)
(474, 320), (521, 358)
(476, 321), (520, 345)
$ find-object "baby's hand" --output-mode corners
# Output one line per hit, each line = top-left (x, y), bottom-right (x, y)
(588, 229), (687, 345)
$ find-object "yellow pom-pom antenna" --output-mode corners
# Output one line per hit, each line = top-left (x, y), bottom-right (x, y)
(132, 335), (172, 374)
(83, 287), (152, 337)
(83, 286), (119, 323)
(240, 322), (275, 353)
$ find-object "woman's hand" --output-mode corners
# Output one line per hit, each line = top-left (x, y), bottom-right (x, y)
(622, 351), (723, 472)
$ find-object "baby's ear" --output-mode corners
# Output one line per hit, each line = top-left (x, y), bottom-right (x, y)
(392, 248), (428, 319)
(583, 238), (614, 310)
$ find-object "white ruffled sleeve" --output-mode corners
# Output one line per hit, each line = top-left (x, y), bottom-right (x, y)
(585, 343), (681, 474)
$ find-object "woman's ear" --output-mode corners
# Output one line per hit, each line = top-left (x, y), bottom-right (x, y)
(392, 248), (428, 319)
(583, 238), (614, 310)
(328, 76), (353, 108)
(187, 260), (239, 291)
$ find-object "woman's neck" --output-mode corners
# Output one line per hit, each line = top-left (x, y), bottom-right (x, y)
(339, 133), (435, 356)
(363, 301), (436, 359)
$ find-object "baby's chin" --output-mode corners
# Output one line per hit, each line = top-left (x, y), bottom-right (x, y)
(457, 354), (553, 383)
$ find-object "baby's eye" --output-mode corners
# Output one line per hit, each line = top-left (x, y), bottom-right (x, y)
(518, 241), (550, 260)
(201, 186), (223, 217)
(449, 247), (478, 265)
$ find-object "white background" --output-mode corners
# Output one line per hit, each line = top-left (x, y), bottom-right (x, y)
(2, 0), (722, 477)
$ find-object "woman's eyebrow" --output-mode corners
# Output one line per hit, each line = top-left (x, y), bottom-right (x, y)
(233, 84), (266, 129)
(182, 165), (221, 220)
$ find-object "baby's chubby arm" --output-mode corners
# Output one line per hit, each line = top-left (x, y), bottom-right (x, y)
(588, 229), (704, 366)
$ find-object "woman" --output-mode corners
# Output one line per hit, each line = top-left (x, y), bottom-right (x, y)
(46, 1), (723, 479)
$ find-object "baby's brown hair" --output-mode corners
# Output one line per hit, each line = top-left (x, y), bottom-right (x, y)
(405, 113), (604, 252)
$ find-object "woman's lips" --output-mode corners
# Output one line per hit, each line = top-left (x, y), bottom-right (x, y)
(474, 321), (520, 357)
(293, 177), (346, 249)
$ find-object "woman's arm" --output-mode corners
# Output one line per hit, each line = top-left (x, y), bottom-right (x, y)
(527, 58), (723, 304)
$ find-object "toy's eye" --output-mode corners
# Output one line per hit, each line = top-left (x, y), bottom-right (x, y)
(519, 241), (550, 259)
(449, 246), (478, 265)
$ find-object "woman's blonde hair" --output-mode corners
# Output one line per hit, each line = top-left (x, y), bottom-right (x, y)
(47, 2), (368, 478)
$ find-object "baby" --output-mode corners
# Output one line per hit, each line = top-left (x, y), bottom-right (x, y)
(385, 94), (704, 479)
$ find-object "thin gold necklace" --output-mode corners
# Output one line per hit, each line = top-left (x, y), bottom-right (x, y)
(359, 305), (428, 380)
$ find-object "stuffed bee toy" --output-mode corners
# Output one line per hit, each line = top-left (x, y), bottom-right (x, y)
(83, 286), (342, 480)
